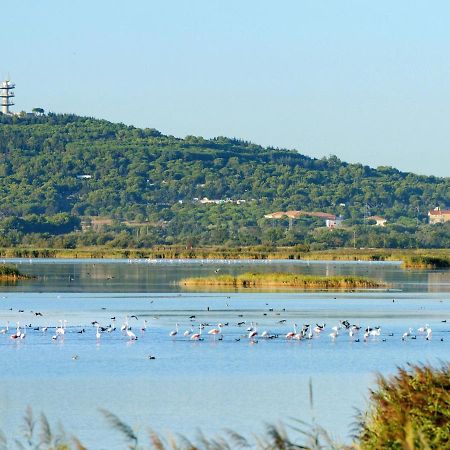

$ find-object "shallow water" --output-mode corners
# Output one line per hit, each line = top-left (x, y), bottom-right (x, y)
(0, 259), (449, 449)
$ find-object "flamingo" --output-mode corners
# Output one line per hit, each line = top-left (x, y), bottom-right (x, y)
(126, 329), (137, 340)
(402, 327), (413, 340)
(329, 329), (339, 340)
(96, 325), (101, 340)
(190, 326), (202, 340)
(169, 323), (179, 337)
(141, 320), (148, 333)
(208, 325), (222, 340)
(425, 327), (432, 340)
(0, 321), (9, 334)
(260, 330), (269, 338)
(285, 324), (297, 340)
(183, 328), (193, 337)
(56, 320), (65, 336)
(248, 327), (258, 339)
(120, 316), (129, 332)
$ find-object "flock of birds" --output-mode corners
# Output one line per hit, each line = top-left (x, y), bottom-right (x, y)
(0, 312), (444, 347)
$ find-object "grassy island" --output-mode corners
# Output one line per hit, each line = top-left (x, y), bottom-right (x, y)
(401, 255), (450, 269)
(0, 265), (31, 281)
(181, 272), (385, 289)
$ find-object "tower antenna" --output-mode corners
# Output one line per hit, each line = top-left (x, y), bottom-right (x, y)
(1, 78), (15, 115)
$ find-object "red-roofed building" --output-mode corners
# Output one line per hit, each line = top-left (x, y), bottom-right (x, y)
(428, 207), (450, 224)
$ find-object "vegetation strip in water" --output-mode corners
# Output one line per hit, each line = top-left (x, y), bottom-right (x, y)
(0, 264), (31, 280)
(401, 255), (450, 269)
(181, 272), (384, 288)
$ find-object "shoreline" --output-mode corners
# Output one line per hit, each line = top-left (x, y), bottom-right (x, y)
(0, 246), (449, 263)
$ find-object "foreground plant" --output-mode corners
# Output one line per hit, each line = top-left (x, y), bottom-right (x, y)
(356, 363), (450, 449)
(4, 364), (449, 449)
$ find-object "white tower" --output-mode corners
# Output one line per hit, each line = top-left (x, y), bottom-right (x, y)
(0, 79), (15, 114)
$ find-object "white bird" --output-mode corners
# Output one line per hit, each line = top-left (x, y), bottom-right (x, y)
(170, 323), (179, 337)
(248, 327), (258, 339)
(120, 316), (129, 332)
(425, 327), (432, 340)
(329, 330), (339, 340)
(0, 321), (9, 334)
(402, 328), (413, 340)
(96, 325), (101, 340)
(126, 329), (137, 340)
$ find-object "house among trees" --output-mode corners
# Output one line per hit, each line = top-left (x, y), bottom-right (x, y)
(264, 210), (343, 228)
(428, 207), (450, 224)
(367, 216), (387, 226)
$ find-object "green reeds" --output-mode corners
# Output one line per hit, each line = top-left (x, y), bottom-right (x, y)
(401, 256), (450, 269)
(356, 363), (450, 449)
(181, 272), (384, 289)
(0, 264), (30, 280)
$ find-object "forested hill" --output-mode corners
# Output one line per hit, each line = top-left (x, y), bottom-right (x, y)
(0, 112), (449, 248)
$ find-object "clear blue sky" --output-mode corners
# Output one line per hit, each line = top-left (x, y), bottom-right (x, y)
(4, 1), (450, 176)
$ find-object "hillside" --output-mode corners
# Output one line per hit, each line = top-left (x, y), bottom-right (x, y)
(0, 112), (449, 249)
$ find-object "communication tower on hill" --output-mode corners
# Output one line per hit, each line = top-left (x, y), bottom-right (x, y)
(1, 79), (15, 114)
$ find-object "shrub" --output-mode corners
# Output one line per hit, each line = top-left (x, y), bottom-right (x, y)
(357, 363), (450, 449)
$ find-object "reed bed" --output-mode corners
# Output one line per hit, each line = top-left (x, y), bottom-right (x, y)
(0, 264), (30, 280)
(181, 272), (384, 289)
(401, 256), (450, 269)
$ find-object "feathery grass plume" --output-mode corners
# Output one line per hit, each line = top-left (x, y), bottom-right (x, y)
(356, 362), (450, 449)
(71, 436), (88, 450)
(39, 413), (52, 446)
(100, 408), (139, 449)
(0, 430), (7, 450)
(20, 406), (35, 446)
(223, 429), (250, 448)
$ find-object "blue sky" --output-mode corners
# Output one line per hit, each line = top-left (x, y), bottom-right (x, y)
(4, 1), (450, 176)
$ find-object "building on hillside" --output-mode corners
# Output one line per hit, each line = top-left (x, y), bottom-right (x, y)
(263, 210), (343, 229)
(326, 215), (344, 228)
(367, 215), (387, 226)
(428, 207), (450, 224)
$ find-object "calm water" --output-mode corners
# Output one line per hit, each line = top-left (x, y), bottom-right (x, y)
(0, 259), (449, 449)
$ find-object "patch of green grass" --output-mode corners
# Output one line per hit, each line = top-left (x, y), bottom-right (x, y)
(181, 272), (384, 289)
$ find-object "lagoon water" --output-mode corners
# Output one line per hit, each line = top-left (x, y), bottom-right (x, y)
(0, 259), (449, 449)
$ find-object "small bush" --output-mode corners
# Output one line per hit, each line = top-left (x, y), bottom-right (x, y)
(356, 363), (450, 449)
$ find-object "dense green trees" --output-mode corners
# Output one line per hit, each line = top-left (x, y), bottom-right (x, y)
(0, 112), (448, 248)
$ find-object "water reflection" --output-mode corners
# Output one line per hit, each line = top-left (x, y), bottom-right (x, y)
(0, 258), (449, 293)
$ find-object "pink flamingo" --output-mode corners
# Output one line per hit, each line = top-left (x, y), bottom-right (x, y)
(190, 326), (202, 340)
(285, 324), (297, 340)
(208, 324), (221, 340)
